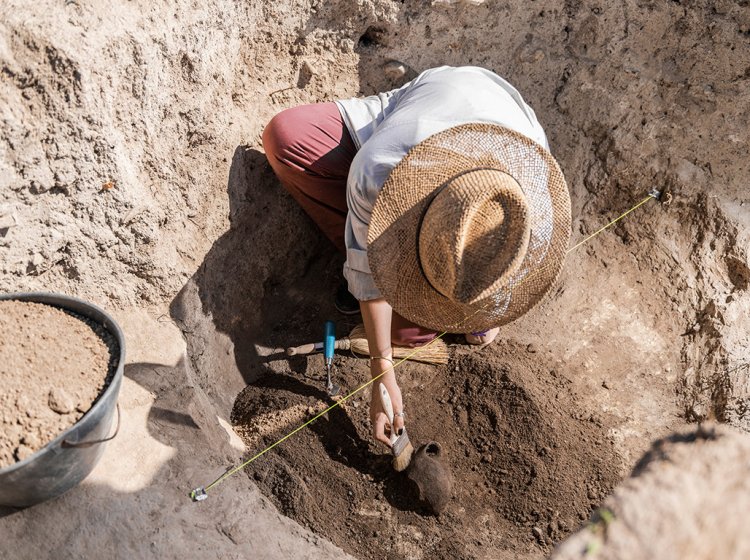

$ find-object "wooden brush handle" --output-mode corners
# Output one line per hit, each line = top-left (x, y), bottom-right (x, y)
(286, 342), (321, 356)
(378, 383), (398, 445)
(286, 338), (350, 356)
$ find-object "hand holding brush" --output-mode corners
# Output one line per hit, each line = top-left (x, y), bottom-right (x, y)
(373, 370), (413, 471)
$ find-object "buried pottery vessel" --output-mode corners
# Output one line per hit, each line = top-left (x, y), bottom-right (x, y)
(406, 441), (453, 514)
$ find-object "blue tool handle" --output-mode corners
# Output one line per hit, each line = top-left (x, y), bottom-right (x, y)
(324, 320), (336, 362)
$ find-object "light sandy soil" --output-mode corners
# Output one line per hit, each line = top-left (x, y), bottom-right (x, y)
(0, 0), (748, 558)
(0, 300), (111, 467)
(551, 423), (750, 560)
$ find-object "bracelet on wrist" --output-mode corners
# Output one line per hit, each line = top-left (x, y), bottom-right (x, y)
(369, 355), (394, 367)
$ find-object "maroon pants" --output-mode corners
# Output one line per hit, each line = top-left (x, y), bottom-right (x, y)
(262, 102), (438, 347)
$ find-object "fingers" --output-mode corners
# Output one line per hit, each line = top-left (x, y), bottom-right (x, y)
(370, 376), (406, 448)
(392, 413), (405, 434)
(372, 413), (391, 447)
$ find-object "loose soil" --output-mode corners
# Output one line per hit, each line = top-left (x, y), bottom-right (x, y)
(232, 341), (621, 559)
(0, 300), (112, 468)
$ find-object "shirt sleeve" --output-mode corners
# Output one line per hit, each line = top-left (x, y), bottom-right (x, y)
(342, 150), (383, 301)
(343, 214), (381, 301)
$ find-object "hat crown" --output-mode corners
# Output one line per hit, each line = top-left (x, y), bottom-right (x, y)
(418, 169), (531, 304)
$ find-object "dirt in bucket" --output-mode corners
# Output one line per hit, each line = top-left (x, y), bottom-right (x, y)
(0, 300), (114, 468)
(231, 341), (621, 559)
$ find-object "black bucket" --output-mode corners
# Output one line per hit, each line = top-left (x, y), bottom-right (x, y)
(0, 292), (125, 508)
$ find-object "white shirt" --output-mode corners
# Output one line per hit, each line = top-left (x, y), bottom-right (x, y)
(336, 66), (549, 301)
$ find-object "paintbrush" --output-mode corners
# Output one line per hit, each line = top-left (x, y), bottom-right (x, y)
(378, 382), (413, 472)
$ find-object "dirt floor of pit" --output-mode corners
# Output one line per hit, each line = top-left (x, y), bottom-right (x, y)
(232, 338), (622, 559)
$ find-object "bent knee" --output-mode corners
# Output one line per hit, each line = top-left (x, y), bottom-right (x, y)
(262, 110), (296, 163)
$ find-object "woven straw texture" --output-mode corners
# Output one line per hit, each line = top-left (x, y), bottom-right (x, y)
(367, 123), (571, 333)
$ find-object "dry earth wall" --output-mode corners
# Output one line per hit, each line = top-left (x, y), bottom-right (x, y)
(551, 424), (750, 560)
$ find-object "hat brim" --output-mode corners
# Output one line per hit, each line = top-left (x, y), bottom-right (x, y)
(367, 123), (571, 333)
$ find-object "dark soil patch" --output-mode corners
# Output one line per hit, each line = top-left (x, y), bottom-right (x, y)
(0, 300), (114, 468)
(231, 340), (621, 559)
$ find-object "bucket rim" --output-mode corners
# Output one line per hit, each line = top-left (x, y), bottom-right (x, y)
(0, 291), (126, 475)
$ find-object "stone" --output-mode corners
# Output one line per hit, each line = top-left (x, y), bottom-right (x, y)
(0, 212), (16, 230)
(383, 60), (407, 79)
(15, 444), (35, 461)
(48, 387), (75, 414)
(532, 526), (544, 542)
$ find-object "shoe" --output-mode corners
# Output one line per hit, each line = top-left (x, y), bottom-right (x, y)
(465, 327), (499, 346)
(335, 283), (360, 315)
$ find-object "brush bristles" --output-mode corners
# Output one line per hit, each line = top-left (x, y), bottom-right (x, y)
(392, 438), (414, 472)
(348, 324), (449, 365)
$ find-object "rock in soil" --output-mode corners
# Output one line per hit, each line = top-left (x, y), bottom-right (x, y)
(48, 387), (76, 414)
(0, 300), (113, 467)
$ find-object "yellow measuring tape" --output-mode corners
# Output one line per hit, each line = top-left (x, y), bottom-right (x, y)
(190, 191), (659, 501)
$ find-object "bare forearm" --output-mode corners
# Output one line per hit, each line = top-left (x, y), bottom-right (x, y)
(361, 297), (405, 443)
(360, 298), (393, 372)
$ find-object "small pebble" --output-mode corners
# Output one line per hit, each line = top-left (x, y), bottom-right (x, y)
(301, 60), (315, 76)
(531, 526), (544, 542)
(48, 387), (75, 414)
(14, 444), (35, 461)
(21, 433), (40, 448)
(531, 49), (545, 62)
(383, 60), (407, 79)
(526, 343), (538, 353)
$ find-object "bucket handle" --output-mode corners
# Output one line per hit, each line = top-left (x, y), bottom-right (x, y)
(62, 403), (121, 448)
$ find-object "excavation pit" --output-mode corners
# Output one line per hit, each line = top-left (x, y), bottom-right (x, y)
(231, 343), (621, 558)
(2, 0), (749, 556)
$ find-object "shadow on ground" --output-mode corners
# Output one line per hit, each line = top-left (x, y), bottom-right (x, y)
(170, 146), (345, 385)
(163, 142), (429, 532)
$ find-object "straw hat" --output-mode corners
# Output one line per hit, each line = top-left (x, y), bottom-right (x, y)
(367, 123), (571, 333)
